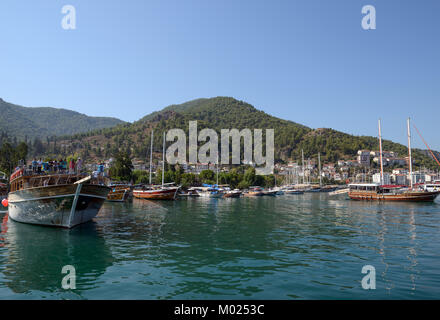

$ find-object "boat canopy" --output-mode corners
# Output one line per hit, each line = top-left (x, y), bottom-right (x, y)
(348, 183), (380, 187)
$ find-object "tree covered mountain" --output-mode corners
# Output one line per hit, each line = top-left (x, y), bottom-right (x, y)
(0, 98), (125, 140)
(41, 96), (439, 170)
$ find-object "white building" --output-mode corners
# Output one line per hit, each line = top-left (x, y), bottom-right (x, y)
(391, 174), (407, 185)
(372, 172), (391, 185)
(357, 150), (371, 166)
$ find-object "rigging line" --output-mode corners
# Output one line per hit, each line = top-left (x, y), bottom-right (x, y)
(413, 123), (440, 168)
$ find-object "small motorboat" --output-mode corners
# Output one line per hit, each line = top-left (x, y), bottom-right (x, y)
(224, 189), (242, 198)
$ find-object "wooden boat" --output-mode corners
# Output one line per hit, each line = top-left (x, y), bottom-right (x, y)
(348, 183), (439, 202)
(107, 183), (131, 202)
(133, 185), (179, 200)
(224, 189), (242, 198)
(7, 168), (110, 228)
(244, 187), (264, 197)
(347, 118), (440, 202)
(133, 132), (180, 200)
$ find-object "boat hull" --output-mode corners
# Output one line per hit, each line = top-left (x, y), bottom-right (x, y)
(7, 184), (110, 228)
(244, 192), (264, 197)
(348, 190), (440, 202)
(133, 188), (178, 200)
(198, 192), (224, 198)
(224, 192), (241, 198)
(107, 187), (130, 202)
(284, 190), (304, 195)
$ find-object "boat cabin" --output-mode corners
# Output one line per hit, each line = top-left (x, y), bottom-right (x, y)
(9, 168), (106, 193)
(349, 183), (380, 193)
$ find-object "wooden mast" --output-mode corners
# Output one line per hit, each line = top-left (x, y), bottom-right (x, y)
(216, 152), (219, 186)
(149, 130), (154, 185)
(378, 119), (384, 185)
(301, 149), (305, 184)
(407, 118), (413, 189)
(162, 132), (165, 187)
(318, 152), (322, 187)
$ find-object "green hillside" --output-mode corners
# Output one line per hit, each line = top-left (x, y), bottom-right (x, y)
(0, 98), (126, 139)
(46, 96), (439, 169)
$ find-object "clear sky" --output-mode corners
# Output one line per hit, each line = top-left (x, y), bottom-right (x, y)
(0, 0), (439, 150)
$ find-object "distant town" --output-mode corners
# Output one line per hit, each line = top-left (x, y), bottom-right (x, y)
(79, 147), (439, 187)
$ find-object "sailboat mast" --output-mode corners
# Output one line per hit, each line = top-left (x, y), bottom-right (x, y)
(318, 152), (322, 187)
(149, 130), (154, 185)
(216, 153), (219, 185)
(407, 118), (413, 189)
(162, 132), (165, 187)
(378, 119), (384, 185)
(302, 149), (305, 184)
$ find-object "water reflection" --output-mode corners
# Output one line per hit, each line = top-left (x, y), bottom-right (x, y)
(0, 214), (113, 296)
(1, 194), (440, 299)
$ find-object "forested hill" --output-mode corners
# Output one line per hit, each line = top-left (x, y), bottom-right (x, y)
(36, 97), (439, 169)
(0, 98), (125, 140)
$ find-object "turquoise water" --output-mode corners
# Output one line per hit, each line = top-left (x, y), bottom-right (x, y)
(1, 194), (440, 299)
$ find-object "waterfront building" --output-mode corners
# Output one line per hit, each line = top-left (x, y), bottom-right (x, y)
(391, 173), (407, 185)
(392, 168), (408, 175)
(372, 172), (391, 185)
(357, 150), (371, 166)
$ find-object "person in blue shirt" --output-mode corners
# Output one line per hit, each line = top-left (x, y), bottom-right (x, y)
(31, 159), (37, 173)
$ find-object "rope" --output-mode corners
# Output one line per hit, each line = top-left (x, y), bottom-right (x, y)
(413, 124), (440, 168)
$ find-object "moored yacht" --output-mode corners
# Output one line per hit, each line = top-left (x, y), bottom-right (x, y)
(133, 184), (180, 200)
(348, 118), (440, 202)
(348, 183), (439, 201)
(7, 167), (110, 228)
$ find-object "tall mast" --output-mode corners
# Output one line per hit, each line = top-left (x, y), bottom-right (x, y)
(378, 119), (384, 185)
(407, 118), (413, 189)
(149, 130), (154, 185)
(318, 152), (322, 187)
(162, 131), (165, 187)
(216, 153), (219, 186)
(302, 149), (305, 184)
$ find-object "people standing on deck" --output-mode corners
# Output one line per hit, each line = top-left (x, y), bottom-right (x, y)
(61, 159), (67, 173)
(37, 158), (42, 173)
(98, 163), (104, 176)
(42, 160), (49, 172)
(31, 159), (37, 173)
(76, 158), (82, 174)
(69, 158), (76, 174)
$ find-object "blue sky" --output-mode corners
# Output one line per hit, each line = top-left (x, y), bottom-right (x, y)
(0, 0), (439, 150)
